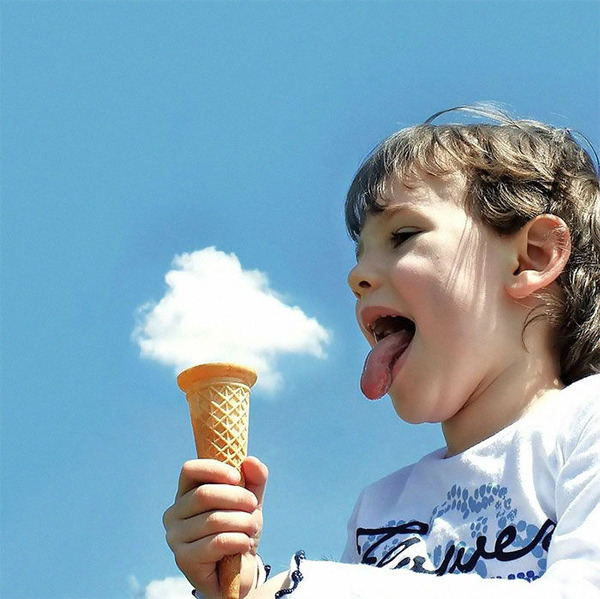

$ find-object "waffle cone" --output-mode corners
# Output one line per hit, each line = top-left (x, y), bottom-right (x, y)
(177, 363), (257, 599)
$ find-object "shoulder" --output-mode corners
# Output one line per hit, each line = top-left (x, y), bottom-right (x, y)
(546, 374), (600, 461)
(531, 375), (600, 435)
(561, 373), (600, 403)
(555, 374), (600, 431)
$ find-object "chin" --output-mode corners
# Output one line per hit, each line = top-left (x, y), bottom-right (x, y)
(389, 386), (448, 425)
(390, 398), (429, 424)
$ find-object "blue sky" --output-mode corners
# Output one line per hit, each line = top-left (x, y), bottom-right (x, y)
(1, 1), (599, 598)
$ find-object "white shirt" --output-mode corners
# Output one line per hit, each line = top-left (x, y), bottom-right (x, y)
(275, 374), (600, 598)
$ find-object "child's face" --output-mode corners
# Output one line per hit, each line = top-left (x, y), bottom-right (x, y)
(348, 173), (522, 425)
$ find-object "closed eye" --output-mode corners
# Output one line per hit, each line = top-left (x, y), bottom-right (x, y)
(391, 228), (420, 248)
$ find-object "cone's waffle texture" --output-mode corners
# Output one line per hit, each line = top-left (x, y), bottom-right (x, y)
(177, 363), (257, 599)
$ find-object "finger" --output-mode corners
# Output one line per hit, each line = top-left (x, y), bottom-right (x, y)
(165, 507), (258, 551)
(241, 456), (268, 507)
(175, 483), (259, 520)
(176, 510), (260, 544)
(176, 459), (241, 498)
(181, 532), (255, 565)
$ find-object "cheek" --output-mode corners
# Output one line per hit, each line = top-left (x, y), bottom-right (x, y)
(390, 257), (429, 292)
(393, 259), (449, 309)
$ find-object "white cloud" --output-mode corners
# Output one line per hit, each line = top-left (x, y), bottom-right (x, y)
(129, 575), (194, 599)
(133, 247), (331, 392)
(144, 576), (194, 599)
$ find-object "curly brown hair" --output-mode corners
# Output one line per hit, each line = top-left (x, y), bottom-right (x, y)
(345, 105), (600, 384)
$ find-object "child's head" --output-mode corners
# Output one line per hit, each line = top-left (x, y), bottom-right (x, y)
(346, 105), (600, 387)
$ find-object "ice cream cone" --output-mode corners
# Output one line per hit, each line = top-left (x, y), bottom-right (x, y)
(177, 363), (257, 599)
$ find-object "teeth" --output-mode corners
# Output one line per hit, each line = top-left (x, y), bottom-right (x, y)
(370, 315), (415, 342)
(374, 327), (395, 342)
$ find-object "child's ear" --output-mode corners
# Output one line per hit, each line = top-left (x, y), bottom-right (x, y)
(505, 214), (571, 300)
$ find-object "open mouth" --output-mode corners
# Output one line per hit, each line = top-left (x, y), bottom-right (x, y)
(369, 315), (416, 344)
(361, 314), (416, 400)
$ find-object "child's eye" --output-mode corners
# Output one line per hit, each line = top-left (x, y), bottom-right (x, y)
(391, 228), (419, 247)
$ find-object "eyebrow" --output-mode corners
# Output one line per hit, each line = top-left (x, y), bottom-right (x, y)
(382, 204), (410, 217)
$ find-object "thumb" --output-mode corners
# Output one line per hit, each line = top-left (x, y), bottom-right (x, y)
(241, 456), (268, 507)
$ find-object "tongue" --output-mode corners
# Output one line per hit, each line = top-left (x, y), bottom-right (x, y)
(360, 330), (412, 400)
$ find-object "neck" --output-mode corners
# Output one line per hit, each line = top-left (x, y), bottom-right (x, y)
(442, 356), (563, 457)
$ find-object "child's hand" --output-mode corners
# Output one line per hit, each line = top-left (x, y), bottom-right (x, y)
(163, 456), (268, 599)
(246, 571), (289, 599)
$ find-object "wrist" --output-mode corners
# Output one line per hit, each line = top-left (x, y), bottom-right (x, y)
(192, 554), (270, 599)
(255, 554), (270, 587)
(242, 554), (269, 598)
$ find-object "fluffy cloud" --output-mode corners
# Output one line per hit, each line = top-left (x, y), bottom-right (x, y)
(133, 247), (331, 392)
(129, 575), (193, 599)
(144, 576), (194, 598)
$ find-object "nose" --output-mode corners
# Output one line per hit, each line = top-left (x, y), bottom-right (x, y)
(347, 259), (380, 299)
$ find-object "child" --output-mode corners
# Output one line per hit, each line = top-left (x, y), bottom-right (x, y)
(163, 105), (600, 598)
